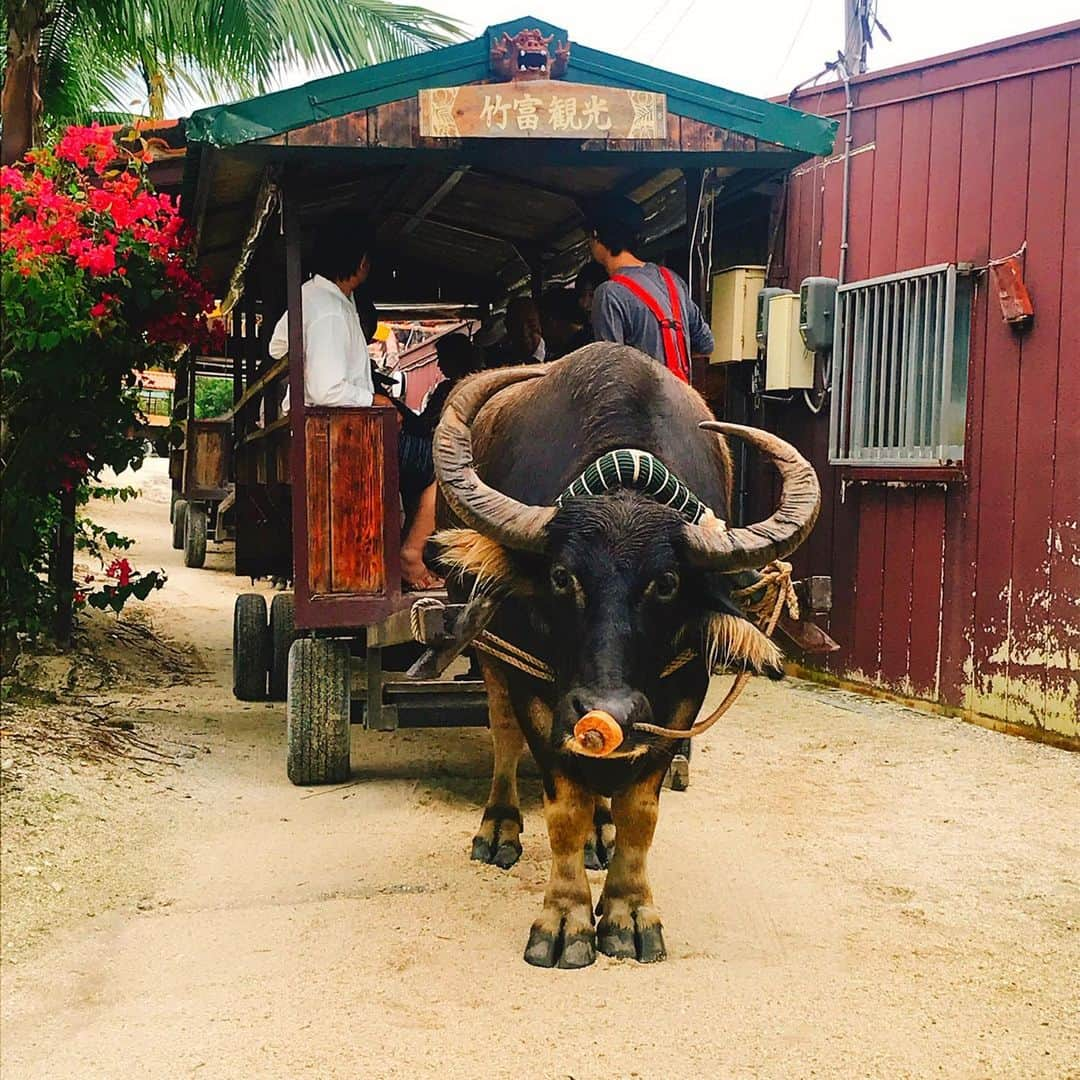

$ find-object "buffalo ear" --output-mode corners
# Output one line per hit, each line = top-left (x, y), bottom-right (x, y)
(427, 528), (537, 596)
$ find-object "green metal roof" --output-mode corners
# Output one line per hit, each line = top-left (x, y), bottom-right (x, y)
(184, 15), (836, 156)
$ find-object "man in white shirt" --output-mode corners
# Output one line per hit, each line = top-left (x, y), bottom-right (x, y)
(269, 221), (384, 410)
(268, 218), (441, 591)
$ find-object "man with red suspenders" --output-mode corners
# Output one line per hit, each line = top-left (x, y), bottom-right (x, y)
(586, 196), (714, 380)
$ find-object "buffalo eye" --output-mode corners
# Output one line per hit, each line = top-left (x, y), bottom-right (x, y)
(549, 564), (574, 596)
(652, 571), (680, 602)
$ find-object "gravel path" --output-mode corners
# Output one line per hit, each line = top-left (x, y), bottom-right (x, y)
(2, 459), (1077, 1080)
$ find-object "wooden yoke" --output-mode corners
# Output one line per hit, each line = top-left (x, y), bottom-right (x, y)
(283, 183), (403, 631)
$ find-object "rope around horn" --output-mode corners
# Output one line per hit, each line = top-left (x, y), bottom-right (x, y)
(632, 560), (797, 741)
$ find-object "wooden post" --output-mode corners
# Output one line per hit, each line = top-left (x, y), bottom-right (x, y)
(230, 308), (244, 405)
(283, 182), (308, 606)
(50, 486), (77, 644)
(684, 168), (706, 306)
(245, 289), (260, 388)
(684, 167), (706, 392)
(186, 346), (197, 425)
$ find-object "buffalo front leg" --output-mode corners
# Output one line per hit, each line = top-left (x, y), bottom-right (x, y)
(596, 770), (667, 963)
(524, 775), (596, 969)
(471, 662), (526, 869)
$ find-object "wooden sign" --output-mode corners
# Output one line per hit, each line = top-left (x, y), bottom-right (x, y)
(418, 82), (667, 140)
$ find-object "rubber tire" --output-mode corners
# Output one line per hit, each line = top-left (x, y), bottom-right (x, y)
(184, 502), (207, 568)
(169, 488), (179, 524)
(268, 593), (297, 702)
(172, 499), (188, 550)
(287, 639), (351, 786)
(233, 593), (269, 701)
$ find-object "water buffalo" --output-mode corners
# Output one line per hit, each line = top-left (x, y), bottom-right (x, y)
(429, 343), (819, 967)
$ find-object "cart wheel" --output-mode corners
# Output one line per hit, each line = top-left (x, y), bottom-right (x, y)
(287, 638), (351, 786)
(169, 488), (180, 524)
(184, 502), (207, 568)
(233, 593), (269, 701)
(268, 592), (297, 702)
(171, 499), (188, 550)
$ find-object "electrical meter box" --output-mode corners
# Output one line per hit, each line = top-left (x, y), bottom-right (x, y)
(799, 276), (839, 350)
(709, 266), (765, 363)
(756, 287), (793, 349)
(765, 293), (815, 390)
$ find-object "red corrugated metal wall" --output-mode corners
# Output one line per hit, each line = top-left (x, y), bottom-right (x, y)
(758, 23), (1079, 743)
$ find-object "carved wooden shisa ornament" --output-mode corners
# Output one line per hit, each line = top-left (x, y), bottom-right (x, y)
(489, 28), (570, 81)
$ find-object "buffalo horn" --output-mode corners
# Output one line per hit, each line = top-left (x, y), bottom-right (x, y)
(685, 421), (821, 572)
(433, 364), (556, 552)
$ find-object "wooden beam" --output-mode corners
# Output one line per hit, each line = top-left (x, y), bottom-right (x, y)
(466, 167), (586, 203)
(400, 167), (470, 236)
(191, 149), (219, 250)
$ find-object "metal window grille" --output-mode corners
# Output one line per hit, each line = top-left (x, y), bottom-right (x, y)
(829, 263), (973, 466)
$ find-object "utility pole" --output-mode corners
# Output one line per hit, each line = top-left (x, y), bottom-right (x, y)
(844, 0), (869, 75)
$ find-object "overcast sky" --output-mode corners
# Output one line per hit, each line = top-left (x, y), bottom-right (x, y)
(176, 1), (1078, 114)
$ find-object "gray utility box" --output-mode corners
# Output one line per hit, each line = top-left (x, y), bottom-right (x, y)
(799, 277), (838, 351)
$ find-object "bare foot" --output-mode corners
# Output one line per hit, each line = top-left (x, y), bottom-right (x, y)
(401, 548), (443, 592)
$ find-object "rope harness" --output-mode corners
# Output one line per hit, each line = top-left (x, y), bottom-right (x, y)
(417, 443), (797, 743)
(631, 560), (797, 740)
(412, 562), (797, 742)
(411, 596), (699, 686)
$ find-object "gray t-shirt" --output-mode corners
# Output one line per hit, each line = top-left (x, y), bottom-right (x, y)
(592, 264), (714, 365)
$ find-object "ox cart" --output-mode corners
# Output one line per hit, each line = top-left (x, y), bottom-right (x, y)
(168, 350), (236, 569)
(181, 16), (836, 785)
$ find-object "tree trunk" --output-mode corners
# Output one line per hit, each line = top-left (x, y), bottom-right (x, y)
(50, 486), (77, 645)
(141, 56), (167, 121)
(1, 2), (48, 165)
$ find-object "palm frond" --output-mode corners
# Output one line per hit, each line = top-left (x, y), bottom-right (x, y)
(268, 0), (465, 74)
(4, 0), (467, 131)
(37, 3), (141, 126)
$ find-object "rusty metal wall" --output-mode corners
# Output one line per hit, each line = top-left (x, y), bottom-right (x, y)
(756, 22), (1079, 742)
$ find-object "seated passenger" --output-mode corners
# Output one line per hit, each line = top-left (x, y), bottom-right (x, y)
(420, 332), (483, 428)
(394, 333), (482, 483)
(487, 296), (546, 366)
(268, 217), (441, 591)
(570, 262), (608, 349)
(539, 288), (585, 362)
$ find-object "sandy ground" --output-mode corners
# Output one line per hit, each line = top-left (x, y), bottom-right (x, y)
(1, 457), (1078, 1080)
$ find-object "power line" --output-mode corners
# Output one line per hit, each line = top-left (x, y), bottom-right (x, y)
(649, 0), (700, 60)
(773, 0), (819, 81)
(624, 4), (671, 52)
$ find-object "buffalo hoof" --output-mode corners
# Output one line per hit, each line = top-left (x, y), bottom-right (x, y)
(471, 805), (523, 870)
(584, 804), (616, 870)
(597, 901), (667, 964)
(523, 905), (596, 969)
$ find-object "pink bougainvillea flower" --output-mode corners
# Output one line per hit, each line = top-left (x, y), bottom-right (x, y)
(105, 557), (133, 587)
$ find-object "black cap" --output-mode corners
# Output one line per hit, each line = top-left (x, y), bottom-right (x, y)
(585, 195), (645, 235)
